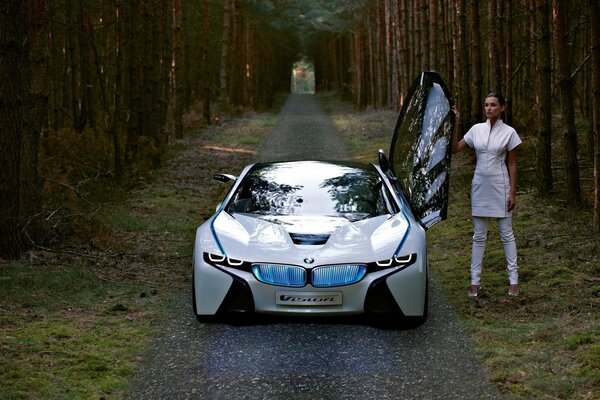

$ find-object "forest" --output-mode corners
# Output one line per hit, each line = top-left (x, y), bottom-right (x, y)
(1, 0), (599, 259)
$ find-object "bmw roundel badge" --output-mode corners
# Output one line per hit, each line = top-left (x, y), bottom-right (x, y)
(303, 257), (315, 264)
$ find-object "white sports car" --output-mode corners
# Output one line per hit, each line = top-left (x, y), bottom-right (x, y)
(192, 72), (454, 324)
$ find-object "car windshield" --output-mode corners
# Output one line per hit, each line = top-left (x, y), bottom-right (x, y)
(225, 161), (398, 221)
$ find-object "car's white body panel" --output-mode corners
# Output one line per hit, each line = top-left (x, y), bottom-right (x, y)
(193, 207), (427, 317)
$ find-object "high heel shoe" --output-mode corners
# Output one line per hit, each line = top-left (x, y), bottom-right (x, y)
(468, 285), (481, 298)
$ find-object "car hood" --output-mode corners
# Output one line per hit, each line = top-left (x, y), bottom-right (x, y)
(211, 211), (410, 265)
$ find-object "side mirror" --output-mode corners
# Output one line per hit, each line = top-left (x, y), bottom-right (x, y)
(213, 173), (237, 183)
(378, 149), (390, 173)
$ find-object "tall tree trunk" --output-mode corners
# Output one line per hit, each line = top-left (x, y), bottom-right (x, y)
(48, 1), (65, 132)
(536, 0), (553, 195)
(455, 0), (472, 134)
(220, 0), (232, 106)
(390, 0), (401, 108)
(392, 1), (402, 110)
(0, 0), (47, 258)
(375, 1), (384, 107)
(399, 0), (410, 104)
(367, 10), (375, 105)
(85, 10), (108, 132)
(77, 0), (94, 132)
(553, 0), (582, 205)
(0, 1), (25, 258)
(201, 0), (211, 124)
(173, 0), (184, 138)
(112, 0), (125, 182)
(157, 0), (172, 147)
(470, 0), (484, 123)
(68, 1), (87, 133)
(22, 0), (47, 246)
(229, 2), (243, 107)
(353, 22), (366, 110)
(414, 0), (423, 73)
(384, 0), (392, 106)
(488, 0), (503, 92)
(442, 3), (454, 82)
(60, 1), (71, 132)
(429, 0), (438, 69)
(503, 0), (513, 125)
(590, 0), (600, 228)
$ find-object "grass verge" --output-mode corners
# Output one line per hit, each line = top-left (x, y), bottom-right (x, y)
(319, 92), (600, 399)
(0, 113), (275, 399)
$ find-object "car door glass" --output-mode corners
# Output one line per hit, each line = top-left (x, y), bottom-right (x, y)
(389, 72), (454, 228)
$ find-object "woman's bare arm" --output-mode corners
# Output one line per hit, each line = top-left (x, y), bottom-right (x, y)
(452, 106), (468, 153)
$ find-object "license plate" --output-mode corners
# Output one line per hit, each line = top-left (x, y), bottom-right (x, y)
(276, 291), (342, 306)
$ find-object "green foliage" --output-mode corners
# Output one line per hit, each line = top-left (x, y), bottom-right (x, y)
(0, 261), (161, 399)
(0, 264), (105, 310)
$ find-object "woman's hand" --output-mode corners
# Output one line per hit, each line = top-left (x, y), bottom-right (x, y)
(452, 105), (460, 120)
(507, 192), (516, 211)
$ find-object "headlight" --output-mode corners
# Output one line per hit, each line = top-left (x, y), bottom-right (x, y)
(203, 252), (251, 271)
(371, 253), (417, 271)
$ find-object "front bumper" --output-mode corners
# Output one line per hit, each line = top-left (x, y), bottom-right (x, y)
(193, 254), (427, 317)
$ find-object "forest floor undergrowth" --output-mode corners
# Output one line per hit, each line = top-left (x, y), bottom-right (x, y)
(1, 94), (599, 399)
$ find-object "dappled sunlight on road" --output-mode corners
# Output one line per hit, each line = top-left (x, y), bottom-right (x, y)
(202, 145), (257, 155)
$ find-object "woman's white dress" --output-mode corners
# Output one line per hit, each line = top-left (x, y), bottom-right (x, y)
(463, 119), (522, 218)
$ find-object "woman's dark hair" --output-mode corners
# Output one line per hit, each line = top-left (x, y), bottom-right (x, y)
(486, 92), (506, 106)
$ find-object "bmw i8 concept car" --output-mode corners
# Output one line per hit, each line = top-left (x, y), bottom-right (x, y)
(192, 71), (454, 323)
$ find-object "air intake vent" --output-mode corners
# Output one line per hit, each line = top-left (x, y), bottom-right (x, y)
(252, 264), (306, 287)
(312, 264), (367, 287)
(289, 233), (330, 245)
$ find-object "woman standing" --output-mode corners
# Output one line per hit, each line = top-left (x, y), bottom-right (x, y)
(452, 93), (522, 297)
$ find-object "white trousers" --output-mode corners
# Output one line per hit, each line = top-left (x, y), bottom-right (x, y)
(471, 216), (518, 285)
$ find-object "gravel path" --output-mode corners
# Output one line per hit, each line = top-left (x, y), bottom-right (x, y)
(125, 94), (504, 399)
(255, 94), (350, 162)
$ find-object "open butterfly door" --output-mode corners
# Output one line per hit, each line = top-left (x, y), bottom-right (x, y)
(389, 71), (455, 229)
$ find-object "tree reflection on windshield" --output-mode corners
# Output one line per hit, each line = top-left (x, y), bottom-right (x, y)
(320, 171), (387, 221)
(225, 162), (394, 221)
(227, 173), (303, 216)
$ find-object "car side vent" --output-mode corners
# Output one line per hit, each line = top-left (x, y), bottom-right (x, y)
(289, 233), (330, 245)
